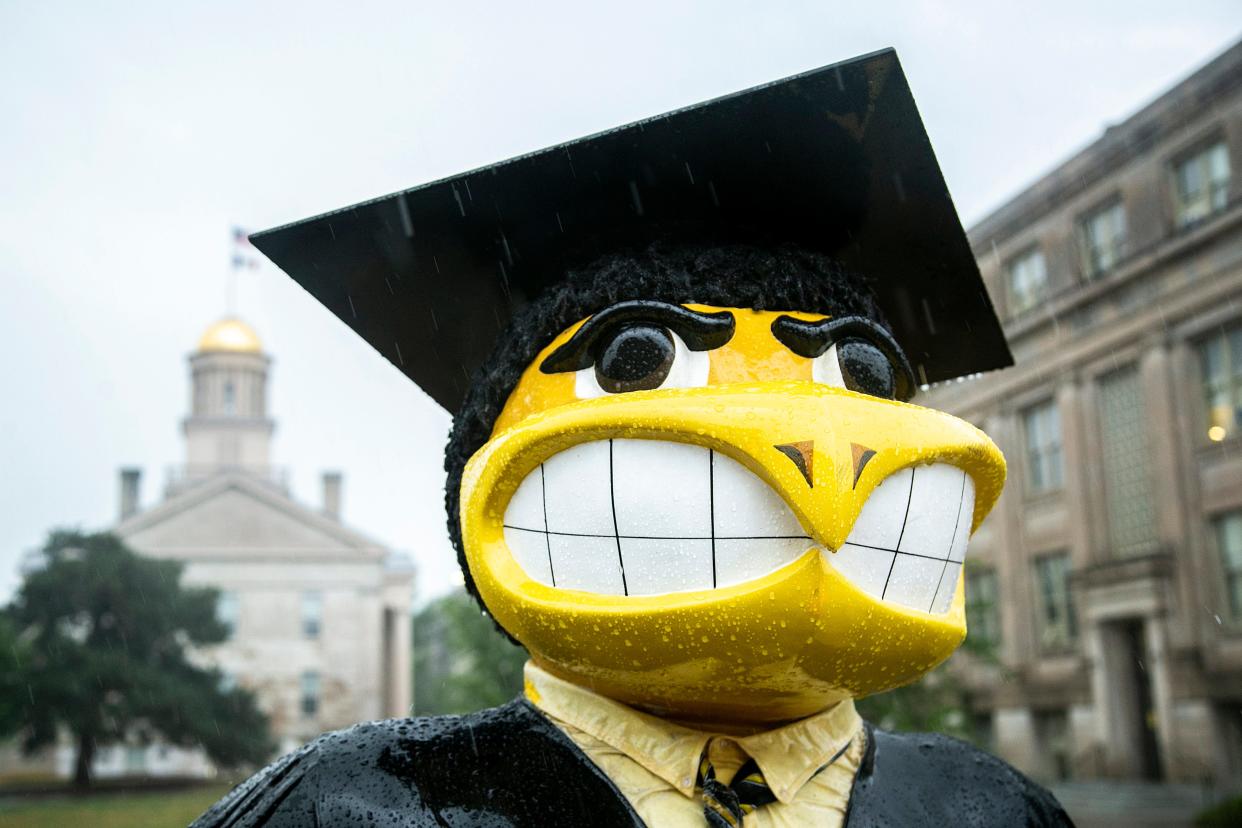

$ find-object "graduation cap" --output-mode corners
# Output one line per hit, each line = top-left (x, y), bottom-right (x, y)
(251, 48), (1011, 412)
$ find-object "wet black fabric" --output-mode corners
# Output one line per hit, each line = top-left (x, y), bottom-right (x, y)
(192, 699), (1073, 827)
(845, 724), (1074, 827)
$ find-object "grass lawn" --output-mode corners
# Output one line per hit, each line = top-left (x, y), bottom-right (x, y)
(0, 783), (232, 828)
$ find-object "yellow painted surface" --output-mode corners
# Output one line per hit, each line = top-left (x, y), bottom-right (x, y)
(462, 305), (1006, 724)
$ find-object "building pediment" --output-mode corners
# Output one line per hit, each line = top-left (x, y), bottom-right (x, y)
(115, 471), (387, 562)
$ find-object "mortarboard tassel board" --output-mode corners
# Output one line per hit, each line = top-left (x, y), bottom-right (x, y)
(251, 48), (1011, 412)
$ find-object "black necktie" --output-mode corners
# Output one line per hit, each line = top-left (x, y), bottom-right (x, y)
(698, 754), (775, 828)
(697, 738), (853, 827)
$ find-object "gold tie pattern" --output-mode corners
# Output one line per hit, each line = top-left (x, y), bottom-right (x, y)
(697, 754), (775, 828)
(697, 739), (853, 827)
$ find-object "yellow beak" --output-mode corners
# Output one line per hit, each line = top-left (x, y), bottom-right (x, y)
(460, 381), (1005, 723)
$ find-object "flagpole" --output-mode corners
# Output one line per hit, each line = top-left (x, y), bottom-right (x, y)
(229, 225), (257, 317)
(226, 267), (237, 316)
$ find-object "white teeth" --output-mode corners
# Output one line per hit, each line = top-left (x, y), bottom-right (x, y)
(613, 441), (712, 538)
(504, 468), (546, 532)
(619, 538), (713, 595)
(714, 537), (815, 588)
(503, 441), (974, 613)
(828, 544), (895, 598)
(502, 439), (809, 595)
(899, 464), (968, 558)
(549, 535), (624, 593)
(826, 463), (974, 614)
(504, 523), (554, 585)
(712, 448), (805, 538)
(845, 467), (913, 549)
(883, 554), (950, 610)
(544, 441), (614, 536)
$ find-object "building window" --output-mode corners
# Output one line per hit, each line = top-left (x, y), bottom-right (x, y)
(1098, 367), (1157, 557)
(1034, 553), (1076, 650)
(1022, 400), (1063, 494)
(301, 591), (323, 639)
(222, 380), (236, 415)
(216, 591), (239, 639)
(300, 671), (320, 718)
(1174, 141), (1230, 228)
(1199, 323), (1242, 443)
(1080, 199), (1127, 278)
(965, 567), (1000, 646)
(1006, 247), (1049, 315)
(1215, 511), (1242, 621)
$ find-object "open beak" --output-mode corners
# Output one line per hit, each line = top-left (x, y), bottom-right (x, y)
(465, 381), (1003, 611)
(459, 380), (1006, 717)
(502, 438), (976, 615)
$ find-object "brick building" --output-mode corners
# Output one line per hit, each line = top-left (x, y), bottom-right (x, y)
(927, 40), (1242, 788)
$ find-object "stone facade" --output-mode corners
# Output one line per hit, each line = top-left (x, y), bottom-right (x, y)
(92, 318), (414, 776)
(927, 41), (1242, 789)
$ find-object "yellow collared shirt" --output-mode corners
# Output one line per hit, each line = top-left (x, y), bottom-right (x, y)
(524, 663), (865, 828)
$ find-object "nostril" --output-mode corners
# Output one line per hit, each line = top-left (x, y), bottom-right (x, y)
(774, 441), (814, 487)
(850, 443), (877, 489)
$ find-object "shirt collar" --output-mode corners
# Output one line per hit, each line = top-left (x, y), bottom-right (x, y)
(524, 662), (861, 804)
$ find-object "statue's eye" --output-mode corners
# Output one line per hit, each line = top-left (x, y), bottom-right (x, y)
(813, 338), (898, 400)
(594, 324), (676, 393)
(838, 339), (897, 399)
(575, 323), (709, 398)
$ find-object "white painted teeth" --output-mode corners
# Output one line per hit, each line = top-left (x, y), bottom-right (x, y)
(503, 440), (809, 596)
(828, 463), (973, 614)
(502, 439), (973, 614)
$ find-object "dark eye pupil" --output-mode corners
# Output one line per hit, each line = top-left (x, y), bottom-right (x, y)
(595, 324), (675, 393)
(837, 339), (896, 399)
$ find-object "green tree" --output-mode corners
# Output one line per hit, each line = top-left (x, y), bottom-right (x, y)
(413, 590), (527, 715)
(856, 630), (1004, 742)
(0, 614), (30, 739)
(3, 529), (274, 787)
(855, 663), (975, 738)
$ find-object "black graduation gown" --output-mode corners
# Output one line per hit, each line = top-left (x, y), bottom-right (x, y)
(191, 698), (1073, 827)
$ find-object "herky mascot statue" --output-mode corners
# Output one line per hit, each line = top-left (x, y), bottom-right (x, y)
(195, 50), (1072, 827)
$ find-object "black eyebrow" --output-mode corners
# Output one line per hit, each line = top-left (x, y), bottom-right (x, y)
(770, 314), (916, 401)
(540, 300), (736, 374)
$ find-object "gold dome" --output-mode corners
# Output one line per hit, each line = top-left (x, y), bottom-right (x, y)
(198, 318), (262, 353)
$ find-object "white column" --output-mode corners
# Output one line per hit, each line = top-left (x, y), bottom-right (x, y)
(390, 608), (412, 718)
(1140, 337), (1186, 552)
(994, 708), (1040, 777)
(1084, 623), (1114, 774)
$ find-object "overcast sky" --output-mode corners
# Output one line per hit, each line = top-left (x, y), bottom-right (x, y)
(2, 1), (1240, 607)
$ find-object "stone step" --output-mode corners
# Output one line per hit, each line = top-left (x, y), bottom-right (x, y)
(1050, 781), (1227, 828)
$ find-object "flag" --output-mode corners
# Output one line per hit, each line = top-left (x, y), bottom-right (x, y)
(231, 226), (259, 269)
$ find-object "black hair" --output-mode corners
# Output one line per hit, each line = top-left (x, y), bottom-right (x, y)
(444, 240), (886, 618)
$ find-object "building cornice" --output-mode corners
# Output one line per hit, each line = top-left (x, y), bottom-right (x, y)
(969, 40), (1242, 249)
